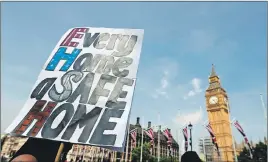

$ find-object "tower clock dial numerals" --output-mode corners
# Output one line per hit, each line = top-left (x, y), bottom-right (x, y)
(209, 96), (218, 104)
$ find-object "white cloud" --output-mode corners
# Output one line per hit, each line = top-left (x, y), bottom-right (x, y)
(161, 77), (168, 89)
(184, 78), (203, 100)
(152, 71), (170, 99)
(173, 107), (203, 126)
(187, 90), (196, 97)
(192, 78), (202, 92)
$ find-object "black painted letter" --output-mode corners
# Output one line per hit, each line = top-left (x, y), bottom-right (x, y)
(112, 35), (137, 57)
(48, 70), (83, 102)
(61, 105), (102, 142)
(112, 57), (133, 77)
(31, 78), (57, 100)
(41, 103), (74, 139)
(67, 72), (95, 104)
(88, 74), (116, 105)
(106, 78), (134, 109)
(89, 108), (124, 145)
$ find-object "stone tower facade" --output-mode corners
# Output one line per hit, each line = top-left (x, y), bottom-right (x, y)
(205, 64), (235, 162)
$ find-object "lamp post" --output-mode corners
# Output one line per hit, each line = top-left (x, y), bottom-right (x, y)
(188, 122), (193, 151)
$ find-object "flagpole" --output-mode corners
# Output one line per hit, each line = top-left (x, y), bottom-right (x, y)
(54, 143), (64, 162)
(201, 137), (207, 162)
(176, 129), (179, 161)
(177, 108), (181, 161)
(140, 116), (144, 162)
(158, 113), (160, 162)
(227, 101), (238, 162)
(260, 94), (267, 121)
(125, 123), (131, 162)
(130, 138), (133, 162)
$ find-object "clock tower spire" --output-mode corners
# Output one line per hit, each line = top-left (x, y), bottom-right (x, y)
(205, 64), (235, 162)
(210, 64), (217, 77)
(208, 64), (223, 90)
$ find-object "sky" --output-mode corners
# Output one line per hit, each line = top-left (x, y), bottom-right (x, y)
(1, 2), (267, 154)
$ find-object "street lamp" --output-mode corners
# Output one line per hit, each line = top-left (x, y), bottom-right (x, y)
(188, 122), (193, 151)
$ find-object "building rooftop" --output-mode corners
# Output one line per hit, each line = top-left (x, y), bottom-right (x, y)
(130, 117), (179, 147)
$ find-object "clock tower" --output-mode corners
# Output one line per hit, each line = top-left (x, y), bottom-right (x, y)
(205, 64), (235, 162)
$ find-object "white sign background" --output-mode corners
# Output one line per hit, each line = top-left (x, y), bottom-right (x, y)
(5, 27), (144, 150)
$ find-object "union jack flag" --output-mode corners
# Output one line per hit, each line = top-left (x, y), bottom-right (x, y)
(144, 127), (155, 155)
(233, 120), (246, 136)
(144, 127), (155, 146)
(182, 126), (188, 152)
(205, 123), (220, 156)
(233, 120), (253, 159)
(163, 128), (172, 146)
(130, 128), (137, 148)
(145, 128), (154, 146)
(163, 128), (173, 156)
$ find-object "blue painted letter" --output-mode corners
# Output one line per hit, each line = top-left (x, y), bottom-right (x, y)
(45, 47), (81, 71)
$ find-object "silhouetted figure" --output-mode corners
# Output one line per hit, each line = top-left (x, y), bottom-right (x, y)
(181, 151), (202, 162)
(9, 138), (72, 162)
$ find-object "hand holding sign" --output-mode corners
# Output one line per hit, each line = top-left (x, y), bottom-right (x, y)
(5, 27), (144, 151)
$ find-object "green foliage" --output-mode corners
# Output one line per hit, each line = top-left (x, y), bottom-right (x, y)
(252, 142), (267, 162)
(238, 141), (267, 162)
(131, 143), (151, 162)
(131, 143), (179, 162)
(159, 156), (178, 162)
(238, 147), (254, 162)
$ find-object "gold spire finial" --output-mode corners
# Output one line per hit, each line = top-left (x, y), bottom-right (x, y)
(210, 64), (217, 77)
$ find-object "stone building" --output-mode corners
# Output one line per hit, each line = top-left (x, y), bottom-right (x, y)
(120, 117), (180, 161)
(1, 135), (28, 159)
(198, 136), (216, 162)
(198, 136), (256, 162)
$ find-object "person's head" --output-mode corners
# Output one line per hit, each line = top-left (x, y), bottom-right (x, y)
(181, 151), (202, 162)
(11, 154), (37, 162)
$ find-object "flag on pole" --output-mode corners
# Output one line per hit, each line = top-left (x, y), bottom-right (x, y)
(163, 128), (172, 146)
(140, 117), (144, 162)
(163, 128), (173, 156)
(144, 127), (155, 155)
(130, 128), (137, 149)
(233, 120), (253, 159)
(144, 127), (155, 147)
(182, 126), (188, 152)
(205, 123), (220, 156)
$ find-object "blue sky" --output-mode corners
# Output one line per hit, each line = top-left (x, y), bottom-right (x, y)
(2, 2), (267, 153)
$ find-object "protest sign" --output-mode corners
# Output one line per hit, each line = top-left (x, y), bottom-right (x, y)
(5, 27), (144, 151)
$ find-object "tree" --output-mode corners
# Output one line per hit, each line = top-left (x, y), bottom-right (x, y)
(131, 143), (151, 162)
(238, 147), (254, 162)
(160, 157), (179, 162)
(131, 143), (179, 162)
(252, 142), (267, 162)
(238, 142), (267, 162)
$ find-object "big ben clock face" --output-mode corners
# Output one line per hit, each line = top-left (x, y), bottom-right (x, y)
(209, 96), (218, 104)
